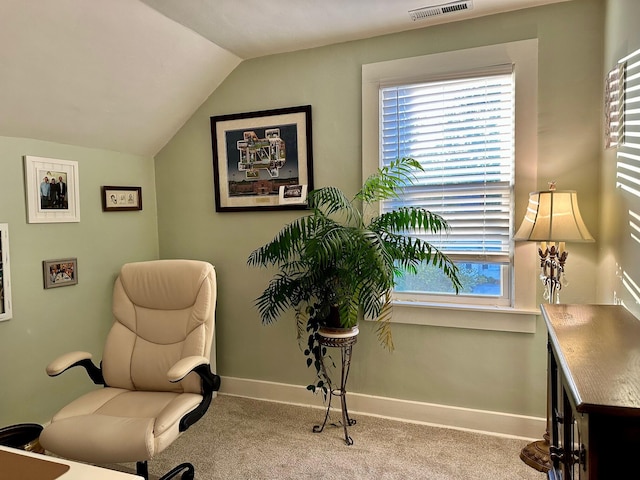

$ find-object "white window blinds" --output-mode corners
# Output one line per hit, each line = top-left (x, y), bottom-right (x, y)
(380, 68), (515, 263)
(617, 48), (640, 195)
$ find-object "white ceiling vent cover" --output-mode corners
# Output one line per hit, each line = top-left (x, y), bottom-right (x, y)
(409, 1), (473, 21)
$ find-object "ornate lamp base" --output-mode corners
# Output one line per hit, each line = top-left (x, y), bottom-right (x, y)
(519, 433), (551, 473)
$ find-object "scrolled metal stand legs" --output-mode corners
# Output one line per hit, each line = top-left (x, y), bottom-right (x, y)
(338, 343), (356, 444)
(313, 338), (357, 445)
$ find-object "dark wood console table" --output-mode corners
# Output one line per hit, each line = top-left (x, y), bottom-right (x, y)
(542, 304), (640, 479)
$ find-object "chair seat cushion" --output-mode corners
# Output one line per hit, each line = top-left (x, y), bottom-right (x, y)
(40, 388), (202, 464)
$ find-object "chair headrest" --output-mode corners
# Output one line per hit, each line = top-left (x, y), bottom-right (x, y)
(119, 260), (215, 310)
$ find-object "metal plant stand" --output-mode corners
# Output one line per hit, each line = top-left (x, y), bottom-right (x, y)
(312, 327), (358, 445)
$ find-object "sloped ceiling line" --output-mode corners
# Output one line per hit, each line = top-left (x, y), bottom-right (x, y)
(0, 0), (569, 156)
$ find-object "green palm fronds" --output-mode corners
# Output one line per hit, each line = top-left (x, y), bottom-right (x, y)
(357, 157), (422, 203)
(248, 157), (461, 388)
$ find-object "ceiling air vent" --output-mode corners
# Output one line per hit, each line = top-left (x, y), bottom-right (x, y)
(409, 0), (473, 21)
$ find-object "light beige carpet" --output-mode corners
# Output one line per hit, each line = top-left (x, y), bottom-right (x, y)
(112, 394), (545, 480)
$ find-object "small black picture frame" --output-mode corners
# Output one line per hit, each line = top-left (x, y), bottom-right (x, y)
(101, 186), (142, 212)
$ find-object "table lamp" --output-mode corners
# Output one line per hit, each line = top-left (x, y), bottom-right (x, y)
(513, 182), (595, 471)
(514, 182), (595, 303)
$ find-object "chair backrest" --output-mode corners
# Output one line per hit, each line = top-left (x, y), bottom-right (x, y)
(102, 260), (216, 394)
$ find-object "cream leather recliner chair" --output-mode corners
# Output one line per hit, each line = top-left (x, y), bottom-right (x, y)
(40, 259), (220, 480)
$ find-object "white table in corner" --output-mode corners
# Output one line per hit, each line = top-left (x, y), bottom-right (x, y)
(0, 445), (143, 480)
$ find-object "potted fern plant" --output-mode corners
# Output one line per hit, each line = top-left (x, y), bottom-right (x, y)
(247, 157), (461, 393)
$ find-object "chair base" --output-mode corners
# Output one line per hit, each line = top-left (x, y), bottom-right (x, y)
(137, 460), (195, 480)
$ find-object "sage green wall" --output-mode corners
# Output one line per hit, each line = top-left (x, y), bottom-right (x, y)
(0, 136), (158, 426)
(598, 1), (640, 314)
(155, 0), (603, 418)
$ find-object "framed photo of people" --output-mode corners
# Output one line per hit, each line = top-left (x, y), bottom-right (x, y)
(0, 223), (12, 321)
(24, 155), (80, 223)
(210, 105), (314, 212)
(43, 258), (78, 289)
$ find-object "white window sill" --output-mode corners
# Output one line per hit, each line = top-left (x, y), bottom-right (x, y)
(387, 300), (540, 334)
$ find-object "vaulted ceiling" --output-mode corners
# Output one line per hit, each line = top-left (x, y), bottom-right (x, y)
(0, 0), (570, 157)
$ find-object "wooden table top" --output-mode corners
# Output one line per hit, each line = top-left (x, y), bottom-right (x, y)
(542, 304), (640, 417)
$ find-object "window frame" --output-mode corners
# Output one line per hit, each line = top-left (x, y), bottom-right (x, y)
(379, 69), (515, 307)
(362, 39), (539, 333)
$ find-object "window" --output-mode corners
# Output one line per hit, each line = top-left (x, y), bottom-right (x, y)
(362, 40), (539, 332)
(380, 69), (514, 306)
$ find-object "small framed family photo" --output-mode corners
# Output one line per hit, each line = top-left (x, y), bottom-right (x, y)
(101, 186), (142, 211)
(43, 258), (78, 289)
(24, 155), (80, 223)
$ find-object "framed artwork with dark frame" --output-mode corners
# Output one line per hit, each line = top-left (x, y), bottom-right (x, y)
(101, 186), (142, 211)
(0, 223), (12, 321)
(43, 258), (78, 289)
(24, 155), (80, 223)
(211, 105), (314, 212)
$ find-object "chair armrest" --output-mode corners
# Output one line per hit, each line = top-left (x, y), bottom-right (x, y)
(170, 356), (221, 432)
(46, 351), (105, 385)
(167, 356), (209, 383)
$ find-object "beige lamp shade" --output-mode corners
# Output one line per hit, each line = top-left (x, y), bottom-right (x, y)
(514, 189), (594, 242)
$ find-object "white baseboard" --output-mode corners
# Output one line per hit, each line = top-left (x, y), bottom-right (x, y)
(218, 376), (545, 441)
